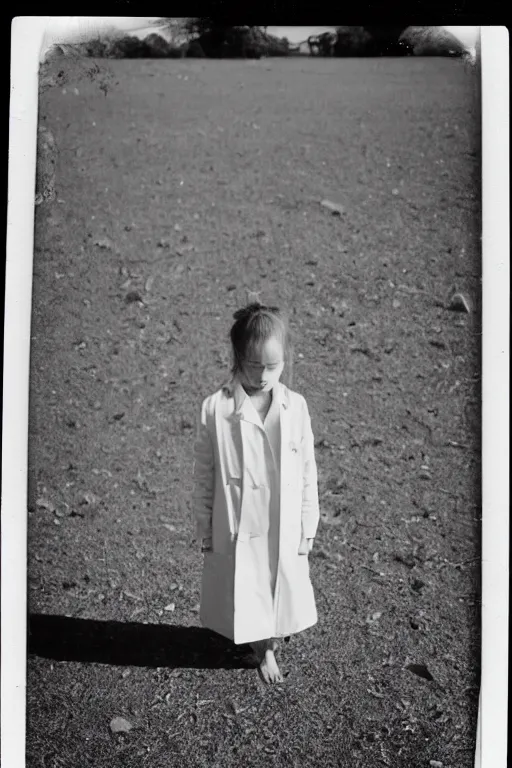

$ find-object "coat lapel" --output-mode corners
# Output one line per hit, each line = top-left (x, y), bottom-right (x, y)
(232, 380), (261, 427)
(276, 383), (291, 493)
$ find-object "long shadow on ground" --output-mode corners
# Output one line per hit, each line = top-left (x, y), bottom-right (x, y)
(28, 614), (255, 669)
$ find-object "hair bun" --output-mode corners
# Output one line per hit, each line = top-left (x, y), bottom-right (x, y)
(233, 302), (261, 321)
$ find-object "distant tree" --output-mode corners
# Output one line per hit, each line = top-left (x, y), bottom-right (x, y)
(363, 26), (409, 54)
(143, 33), (172, 58)
(399, 26), (467, 56)
(186, 40), (206, 57)
(334, 27), (373, 56)
(108, 36), (150, 59)
(146, 19), (290, 59)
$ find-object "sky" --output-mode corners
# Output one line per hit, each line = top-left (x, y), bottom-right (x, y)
(37, 18), (480, 59)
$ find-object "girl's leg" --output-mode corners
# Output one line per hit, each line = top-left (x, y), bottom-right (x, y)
(250, 639), (283, 684)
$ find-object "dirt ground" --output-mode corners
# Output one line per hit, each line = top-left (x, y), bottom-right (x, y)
(27, 56), (481, 768)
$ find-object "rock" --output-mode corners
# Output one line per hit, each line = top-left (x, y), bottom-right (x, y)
(109, 716), (133, 734)
(429, 761), (443, 768)
(320, 199), (345, 216)
(125, 290), (143, 304)
(448, 292), (470, 313)
(80, 491), (99, 506)
(36, 497), (56, 513)
(164, 603), (176, 612)
(93, 238), (113, 250)
(162, 524), (176, 533)
(54, 504), (69, 518)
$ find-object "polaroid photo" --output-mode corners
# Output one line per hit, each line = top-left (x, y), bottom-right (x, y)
(3, 19), (508, 768)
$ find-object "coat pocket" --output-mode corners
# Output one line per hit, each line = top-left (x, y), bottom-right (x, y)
(238, 484), (270, 539)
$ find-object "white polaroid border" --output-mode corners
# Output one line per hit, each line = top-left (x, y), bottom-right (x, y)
(477, 24), (510, 768)
(2, 19), (508, 768)
(3, 17), (42, 768)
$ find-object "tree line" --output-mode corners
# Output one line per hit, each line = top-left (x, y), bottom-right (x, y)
(46, 23), (469, 61)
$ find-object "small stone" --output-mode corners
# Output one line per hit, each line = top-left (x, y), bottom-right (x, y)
(392, 299), (401, 309)
(36, 497), (56, 513)
(429, 338), (447, 349)
(448, 292), (470, 313)
(125, 290), (143, 304)
(429, 761), (443, 768)
(109, 716), (133, 734)
(164, 603), (176, 612)
(320, 199), (345, 216)
(191, 603), (201, 613)
(80, 491), (99, 506)
(93, 238), (113, 250)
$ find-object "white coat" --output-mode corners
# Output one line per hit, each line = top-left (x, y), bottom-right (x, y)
(193, 378), (320, 645)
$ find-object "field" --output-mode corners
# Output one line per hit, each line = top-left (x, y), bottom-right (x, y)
(28, 57), (481, 767)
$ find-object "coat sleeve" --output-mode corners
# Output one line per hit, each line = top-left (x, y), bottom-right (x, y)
(192, 397), (215, 542)
(301, 397), (320, 539)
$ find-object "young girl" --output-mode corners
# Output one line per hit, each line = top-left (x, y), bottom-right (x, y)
(192, 301), (320, 684)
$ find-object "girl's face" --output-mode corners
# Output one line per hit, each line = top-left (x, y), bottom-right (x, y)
(239, 336), (285, 394)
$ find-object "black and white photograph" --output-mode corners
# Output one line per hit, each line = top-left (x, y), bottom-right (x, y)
(3, 17), (509, 768)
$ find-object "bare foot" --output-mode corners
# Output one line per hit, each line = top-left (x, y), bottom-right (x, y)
(259, 648), (284, 684)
